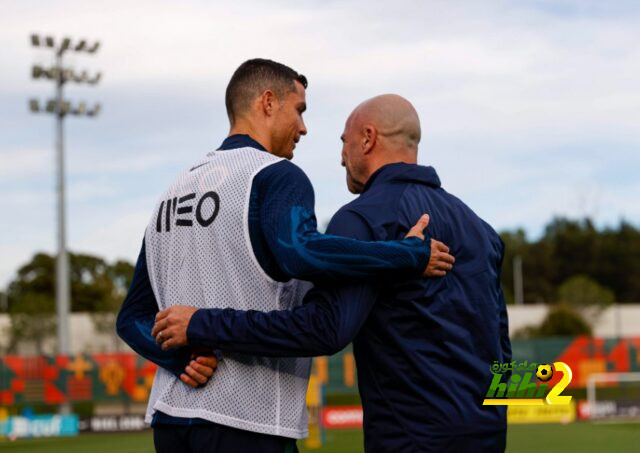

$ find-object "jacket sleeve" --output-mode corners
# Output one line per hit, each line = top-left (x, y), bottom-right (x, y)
(498, 288), (512, 364)
(496, 239), (512, 364)
(186, 208), (379, 356)
(116, 239), (193, 377)
(254, 161), (430, 282)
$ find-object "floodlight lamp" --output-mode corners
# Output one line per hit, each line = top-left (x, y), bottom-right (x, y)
(29, 99), (39, 112)
(87, 41), (100, 53)
(60, 38), (71, 52)
(31, 34), (40, 47)
(46, 36), (55, 48)
(75, 40), (86, 51)
(46, 100), (56, 113)
(62, 69), (73, 82)
(46, 67), (59, 80)
(32, 65), (43, 79)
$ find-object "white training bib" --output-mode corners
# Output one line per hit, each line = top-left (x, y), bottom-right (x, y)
(144, 147), (312, 438)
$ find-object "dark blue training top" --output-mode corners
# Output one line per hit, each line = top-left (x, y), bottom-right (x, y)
(187, 162), (512, 450)
(116, 136), (431, 426)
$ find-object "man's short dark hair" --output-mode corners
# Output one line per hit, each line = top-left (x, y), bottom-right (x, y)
(225, 58), (307, 124)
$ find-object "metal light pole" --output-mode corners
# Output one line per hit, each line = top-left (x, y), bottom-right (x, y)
(513, 255), (524, 305)
(29, 34), (102, 356)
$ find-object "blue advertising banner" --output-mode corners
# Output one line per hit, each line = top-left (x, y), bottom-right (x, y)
(0, 414), (78, 438)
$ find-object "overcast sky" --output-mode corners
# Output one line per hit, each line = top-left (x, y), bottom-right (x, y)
(1, 0), (639, 287)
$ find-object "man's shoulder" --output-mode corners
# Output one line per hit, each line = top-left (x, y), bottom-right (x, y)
(254, 159), (311, 189)
(331, 182), (409, 236)
(331, 196), (369, 222)
(327, 203), (375, 240)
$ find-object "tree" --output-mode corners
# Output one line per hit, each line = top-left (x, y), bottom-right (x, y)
(70, 253), (117, 312)
(5, 253), (57, 354)
(544, 218), (598, 285)
(0, 289), (8, 312)
(7, 292), (56, 354)
(500, 227), (556, 304)
(536, 305), (592, 337)
(6, 252), (135, 352)
(557, 275), (615, 308)
(513, 304), (592, 339)
(500, 217), (640, 304)
(91, 259), (135, 345)
(598, 221), (640, 302)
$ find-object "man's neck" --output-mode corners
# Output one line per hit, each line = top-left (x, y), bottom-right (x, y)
(229, 120), (272, 153)
(366, 153), (417, 180)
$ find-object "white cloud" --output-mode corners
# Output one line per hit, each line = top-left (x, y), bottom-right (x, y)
(0, 148), (50, 181)
(72, 204), (153, 264)
(1, 0), (639, 285)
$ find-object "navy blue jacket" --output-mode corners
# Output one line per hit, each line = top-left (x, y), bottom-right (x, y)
(116, 136), (432, 426)
(188, 163), (511, 451)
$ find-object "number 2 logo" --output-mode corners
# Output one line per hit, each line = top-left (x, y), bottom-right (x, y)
(546, 362), (573, 405)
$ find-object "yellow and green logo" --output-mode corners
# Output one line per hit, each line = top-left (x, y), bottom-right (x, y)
(482, 361), (572, 406)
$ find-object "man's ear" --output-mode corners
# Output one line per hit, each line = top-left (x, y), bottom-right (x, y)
(260, 90), (278, 117)
(362, 125), (377, 154)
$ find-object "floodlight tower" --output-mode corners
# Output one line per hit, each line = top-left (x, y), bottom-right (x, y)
(29, 34), (102, 356)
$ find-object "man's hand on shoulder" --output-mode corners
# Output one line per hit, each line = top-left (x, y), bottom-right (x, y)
(152, 306), (197, 351)
(426, 240), (455, 277)
(405, 214), (455, 277)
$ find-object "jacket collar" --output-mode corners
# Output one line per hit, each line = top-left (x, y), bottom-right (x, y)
(218, 134), (267, 152)
(362, 162), (441, 193)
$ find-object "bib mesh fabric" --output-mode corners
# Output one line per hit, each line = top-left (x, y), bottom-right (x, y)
(144, 147), (312, 438)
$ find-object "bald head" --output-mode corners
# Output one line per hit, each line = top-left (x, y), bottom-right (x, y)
(350, 94), (421, 153)
(340, 94), (422, 194)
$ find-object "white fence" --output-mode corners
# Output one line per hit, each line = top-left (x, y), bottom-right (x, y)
(507, 304), (640, 338)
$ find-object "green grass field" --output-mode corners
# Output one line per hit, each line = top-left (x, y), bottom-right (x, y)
(0, 423), (638, 452)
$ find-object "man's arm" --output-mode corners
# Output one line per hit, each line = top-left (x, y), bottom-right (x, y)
(498, 288), (512, 364)
(116, 240), (217, 387)
(185, 282), (377, 357)
(154, 209), (380, 355)
(252, 161), (452, 282)
(496, 240), (512, 364)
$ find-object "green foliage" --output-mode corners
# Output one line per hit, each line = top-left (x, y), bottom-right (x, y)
(513, 304), (592, 339)
(70, 253), (118, 312)
(5, 251), (135, 350)
(4, 254), (57, 353)
(537, 305), (592, 336)
(0, 290), (8, 312)
(7, 253), (56, 305)
(7, 252), (134, 314)
(91, 258), (135, 336)
(6, 292), (56, 354)
(557, 275), (615, 308)
(500, 217), (640, 304)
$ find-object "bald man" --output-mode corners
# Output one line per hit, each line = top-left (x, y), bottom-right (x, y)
(155, 95), (511, 452)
